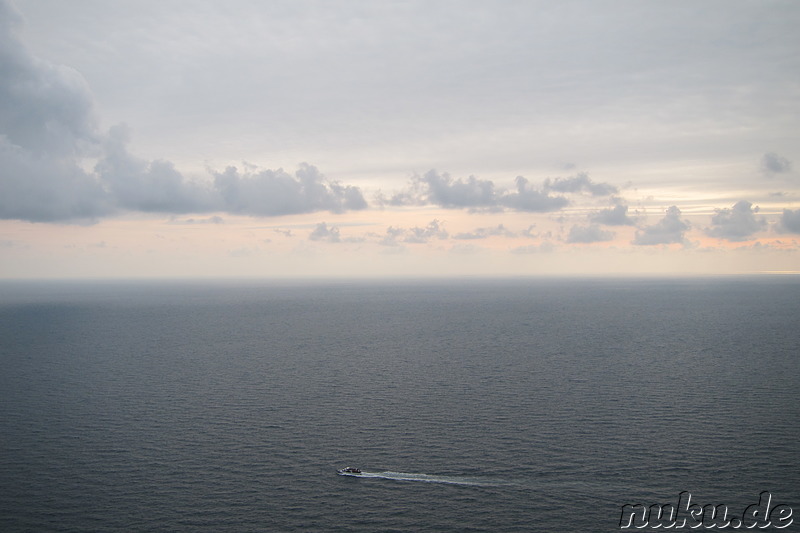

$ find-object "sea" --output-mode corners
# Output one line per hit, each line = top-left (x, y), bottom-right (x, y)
(1, 277), (798, 532)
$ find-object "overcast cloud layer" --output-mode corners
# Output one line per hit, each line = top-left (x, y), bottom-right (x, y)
(1, 0), (799, 277)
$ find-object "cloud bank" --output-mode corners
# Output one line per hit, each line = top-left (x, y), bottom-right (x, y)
(0, 3), (367, 222)
(384, 170), (617, 214)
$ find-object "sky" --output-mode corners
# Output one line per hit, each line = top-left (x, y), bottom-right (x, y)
(1, 0), (799, 279)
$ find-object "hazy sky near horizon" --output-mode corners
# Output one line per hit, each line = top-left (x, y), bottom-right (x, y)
(1, 0), (799, 278)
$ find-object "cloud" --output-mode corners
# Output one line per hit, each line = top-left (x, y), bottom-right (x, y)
(761, 152), (792, 175)
(543, 172), (617, 196)
(0, 1), (108, 222)
(0, 3), (369, 223)
(167, 215), (224, 225)
(500, 176), (569, 213)
(405, 219), (448, 243)
(521, 225), (540, 239)
(453, 224), (514, 240)
(379, 226), (406, 247)
(0, 137), (110, 222)
(388, 171), (569, 213)
(566, 224), (614, 243)
(633, 206), (690, 245)
(0, 1), (97, 157)
(378, 219), (448, 246)
(706, 200), (766, 241)
(416, 169), (496, 208)
(308, 222), (341, 243)
(96, 125), (215, 214)
(778, 209), (800, 234)
(590, 204), (635, 226)
(212, 163), (367, 217)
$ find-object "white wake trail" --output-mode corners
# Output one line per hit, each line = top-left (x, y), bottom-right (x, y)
(345, 471), (501, 486)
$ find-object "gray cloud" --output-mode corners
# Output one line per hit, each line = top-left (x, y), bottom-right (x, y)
(416, 170), (496, 209)
(633, 206), (690, 245)
(543, 172), (617, 196)
(0, 2), (97, 157)
(0, 137), (109, 222)
(500, 176), (569, 213)
(761, 152), (792, 175)
(521, 225), (541, 239)
(212, 163), (367, 217)
(453, 224), (514, 240)
(379, 226), (406, 247)
(388, 171), (570, 213)
(405, 219), (448, 244)
(590, 204), (635, 226)
(378, 219), (448, 246)
(97, 125), (215, 214)
(0, 1), (369, 223)
(0, 1), (108, 222)
(0, 238), (22, 248)
(778, 209), (800, 234)
(308, 222), (341, 243)
(167, 215), (224, 225)
(566, 224), (614, 244)
(706, 200), (766, 241)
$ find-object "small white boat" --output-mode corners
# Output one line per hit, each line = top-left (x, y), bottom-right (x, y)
(337, 467), (362, 476)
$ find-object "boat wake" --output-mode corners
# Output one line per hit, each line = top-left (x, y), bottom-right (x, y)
(339, 470), (500, 486)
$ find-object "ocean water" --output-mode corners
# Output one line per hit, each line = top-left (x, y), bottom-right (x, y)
(1, 277), (798, 532)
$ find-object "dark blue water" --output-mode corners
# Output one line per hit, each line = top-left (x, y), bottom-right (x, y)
(1, 278), (798, 531)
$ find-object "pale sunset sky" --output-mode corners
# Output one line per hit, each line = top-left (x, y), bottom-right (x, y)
(1, 0), (799, 278)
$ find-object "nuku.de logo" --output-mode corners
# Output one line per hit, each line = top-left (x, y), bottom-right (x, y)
(619, 491), (793, 529)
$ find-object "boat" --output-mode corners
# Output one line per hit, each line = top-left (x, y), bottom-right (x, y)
(337, 467), (362, 476)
